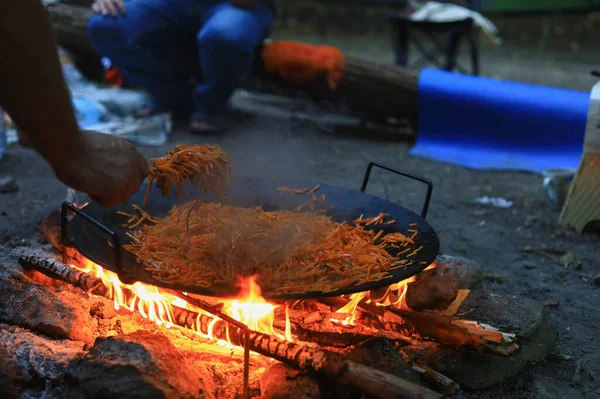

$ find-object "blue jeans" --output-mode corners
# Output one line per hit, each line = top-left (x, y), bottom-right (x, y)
(87, 0), (275, 120)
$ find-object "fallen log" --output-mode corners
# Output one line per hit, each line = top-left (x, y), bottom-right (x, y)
(46, 3), (420, 124)
(18, 254), (442, 399)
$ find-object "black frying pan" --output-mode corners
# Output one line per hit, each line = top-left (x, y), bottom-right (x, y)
(61, 162), (439, 300)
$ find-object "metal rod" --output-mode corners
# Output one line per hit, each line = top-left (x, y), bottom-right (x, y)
(244, 332), (251, 399)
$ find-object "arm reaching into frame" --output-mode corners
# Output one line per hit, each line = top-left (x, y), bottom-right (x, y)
(0, 0), (148, 207)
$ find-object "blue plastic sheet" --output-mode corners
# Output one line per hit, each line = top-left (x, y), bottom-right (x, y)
(410, 68), (590, 174)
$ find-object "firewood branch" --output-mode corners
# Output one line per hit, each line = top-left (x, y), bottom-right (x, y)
(18, 254), (443, 399)
(320, 296), (518, 356)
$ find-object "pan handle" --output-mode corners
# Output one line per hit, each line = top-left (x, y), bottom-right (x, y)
(360, 161), (433, 219)
(60, 202), (124, 278)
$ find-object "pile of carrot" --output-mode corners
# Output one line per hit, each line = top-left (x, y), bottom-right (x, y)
(143, 144), (230, 206)
(122, 202), (421, 296)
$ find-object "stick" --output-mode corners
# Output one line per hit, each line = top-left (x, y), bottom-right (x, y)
(18, 254), (442, 399)
(411, 364), (460, 396)
(320, 296), (517, 355)
(19, 255), (109, 297)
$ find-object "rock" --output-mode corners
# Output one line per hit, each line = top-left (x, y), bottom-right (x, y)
(260, 363), (321, 399)
(38, 211), (63, 250)
(0, 176), (18, 194)
(0, 324), (84, 398)
(406, 255), (483, 311)
(457, 290), (546, 338)
(593, 273), (600, 287)
(0, 262), (95, 342)
(66, 331), (204, 399)
(422, 291), (558, 390)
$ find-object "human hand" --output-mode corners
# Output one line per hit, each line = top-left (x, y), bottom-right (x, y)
(231, 0), (255, 9)
(53, 130), (149, 208)
(92, 0), (126, 17)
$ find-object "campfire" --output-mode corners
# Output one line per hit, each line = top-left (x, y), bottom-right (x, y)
(19, 248), (448, 398)
(1, 177), (559, 398)
(2, 214), (557, 399)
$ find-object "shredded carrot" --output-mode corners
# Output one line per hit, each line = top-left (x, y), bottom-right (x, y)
(353, 212), (391, 226)
(143, 144), (230, 206)
(119, 204), (159, 229)
(307, 184), (320, 195)
(277, 185), (322, 198)
(123, 203), (421, 296)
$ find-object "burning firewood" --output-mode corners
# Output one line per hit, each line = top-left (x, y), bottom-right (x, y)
(321, 295), (518, 356)
(18, 254), (443, 399)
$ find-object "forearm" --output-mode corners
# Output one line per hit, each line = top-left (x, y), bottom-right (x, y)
(0, 0), (82, 169)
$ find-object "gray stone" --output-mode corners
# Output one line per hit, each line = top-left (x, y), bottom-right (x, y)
(0, 261), (94, 343)
(457, 290), (544, 338)
(260, 363), (321, 399)
(406, 255), (483, 311)
(424, 291), (558, 390)
(66, 331), (204, 399)
(0, 324), (84, 398)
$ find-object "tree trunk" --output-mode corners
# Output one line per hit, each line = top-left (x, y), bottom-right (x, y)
(46, 3), (419, 123)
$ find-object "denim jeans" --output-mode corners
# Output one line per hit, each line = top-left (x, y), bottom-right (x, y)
(87, 0), (275, 120)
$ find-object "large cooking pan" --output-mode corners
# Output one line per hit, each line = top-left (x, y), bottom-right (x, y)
(61, 162), (439, 300)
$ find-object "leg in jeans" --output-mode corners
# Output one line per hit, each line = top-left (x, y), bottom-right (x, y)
(86, 0), (215, 115)
(194, 3), (275, 123)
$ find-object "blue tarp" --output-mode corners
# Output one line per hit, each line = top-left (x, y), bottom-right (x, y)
(410, 68), (590, 174)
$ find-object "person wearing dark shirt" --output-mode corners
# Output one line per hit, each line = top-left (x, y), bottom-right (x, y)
(0, 0), (149, 208)
(87, 0), (276, 133)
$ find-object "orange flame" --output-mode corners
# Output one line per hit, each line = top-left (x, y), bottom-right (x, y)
(330, 261), (438, 326)
(68, 250), (292, 345)
(221, 276), (292, 342)
(68, 246), (436, 341)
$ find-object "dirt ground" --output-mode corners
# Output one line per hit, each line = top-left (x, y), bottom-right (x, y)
(1, 26), (600, 397)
